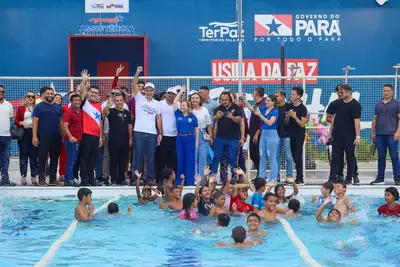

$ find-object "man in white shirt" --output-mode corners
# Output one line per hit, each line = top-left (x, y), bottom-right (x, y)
(102, 89), (129, 184)
(0, 85), (15, 186)
(132, 67), (162, 184)
(156, 87), (178, 184)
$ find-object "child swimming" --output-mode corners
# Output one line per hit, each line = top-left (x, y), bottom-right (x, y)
(257, 193), (287, 222)
(312, 181), (337, 207)
(163, 168), (184, 202)
(178, 193), (198, 220)
(216, 213), (231, 227)
(251, 178), (266, 211)
(135, 171), (157, 204)
(196, 174), (216, 216)
(285, 199), (301, 218)
(377, 187), (400, 216)
(214, 226), (263, 248)
(246, 213), (267, 236)
(107, 202), (133, 215)
(209, 190), (229, 217)
(230, 168), (254, 214)
(334, 182), (355, 218)
(267, 179), (299, 206)
(315, 197), (341, 223)
(156, 186), (183, 211)
(75, 188), (93, 221)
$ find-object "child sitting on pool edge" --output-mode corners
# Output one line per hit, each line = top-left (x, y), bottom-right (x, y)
(75, 188), (93, 221)
(378, 187), (400, 217)
(246, 213), (267, 236)
(214, 226), (263, 248)
(251, 178), (266, 211)
(107, 203), (133, 216)
(267, 179), (299, 206)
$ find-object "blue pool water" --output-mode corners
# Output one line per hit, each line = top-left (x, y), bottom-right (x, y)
(0, 195), (399, 267)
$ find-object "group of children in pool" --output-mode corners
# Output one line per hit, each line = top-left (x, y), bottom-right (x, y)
(75, 166), (400, 248)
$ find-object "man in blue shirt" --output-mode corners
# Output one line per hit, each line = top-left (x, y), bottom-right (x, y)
(199, 86), (218, 125)
(32, 86), (63, 186)
(370, 84), (400, 185)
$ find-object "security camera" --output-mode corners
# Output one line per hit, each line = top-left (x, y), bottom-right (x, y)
(376, 0), (388, 6)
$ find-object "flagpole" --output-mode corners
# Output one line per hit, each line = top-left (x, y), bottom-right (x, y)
(237, 0), (243, 94)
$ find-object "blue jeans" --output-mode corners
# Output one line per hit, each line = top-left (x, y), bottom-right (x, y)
(0, 136), (11, 182)
(133, 131), (157, 181)
(211, 138), (238, 177)
(64, 140), (80, 182)
(376, 135), (400, 181)
(277, 137), (294, 180)
(259, 130), (279, 181)
(195, 135), (209, 179)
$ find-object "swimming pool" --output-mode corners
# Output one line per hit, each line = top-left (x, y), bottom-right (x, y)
(0, 193), (399, 267)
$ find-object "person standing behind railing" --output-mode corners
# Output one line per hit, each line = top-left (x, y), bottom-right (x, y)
(15, 91), (38, 186)
(327, 84), (361, 185)
(190, 91), (213, 178)
(287, 87), (308, 185)
(245, 95), (279, 182)
(199, 86), (218, 125)
(174, 86), (199, 185)
(370, 84), (400, 185)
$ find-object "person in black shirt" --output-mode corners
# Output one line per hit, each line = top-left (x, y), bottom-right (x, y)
(327, 84), (361, 185)
(275, 90), (295, 183)
(286, 87), (308, 185)
(326, 84), (359, 184)
(211, 92), (242, 179)
(103, 94), (133, 185)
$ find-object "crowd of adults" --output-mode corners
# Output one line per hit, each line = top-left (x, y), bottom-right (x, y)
(0, 66), (399, 187)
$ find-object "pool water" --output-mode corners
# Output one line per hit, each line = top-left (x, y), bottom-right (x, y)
(0, 195), (399, 267)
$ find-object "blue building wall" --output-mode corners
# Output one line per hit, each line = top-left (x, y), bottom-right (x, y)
(0, 0), (398, 76)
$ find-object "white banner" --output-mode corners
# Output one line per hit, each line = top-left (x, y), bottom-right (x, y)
(85, 0), (129, 13)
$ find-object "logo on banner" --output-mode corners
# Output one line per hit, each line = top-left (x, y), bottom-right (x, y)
(199, 22), (244, 43)
(85, 0), (129, 13)
(91, 4), (105, 9)
(254, 14), (341, 43)
(78, 15), (135, 35)
(211, 59), (318, 84)
(106, 4), (124, 9)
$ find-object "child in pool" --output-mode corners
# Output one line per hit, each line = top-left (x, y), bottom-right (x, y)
(312, 181), (337, 207)
(315, 197), (342, 223)
(377, 187), (400, 216)
(251, 178), (267, 211)
(209, 190), (229, 217)
(216, 213), (231, 227)
(107, 202), (133, 215)
(156, 186), (183, 211)
(196, 174), (216, 216)
(178, 193), (198, 220)
(285, 199), (301, 218)
(163, 168), (184, 202)
(258, 193), (287, 222)
(230, 168), (255, 214)
(135, 171), (157, 204)
(75, 188), (94, 221)
(246, 213), (267, 236)
(267, 179), (299, 206)
(334, 182), (355, 218)
(214, 226), (263, 248)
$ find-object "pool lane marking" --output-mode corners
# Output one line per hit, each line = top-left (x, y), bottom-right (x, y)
(278, 217), (322, 267)
(34, 195), (122, 267)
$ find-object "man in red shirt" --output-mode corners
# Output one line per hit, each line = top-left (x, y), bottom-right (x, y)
(62, 94), (83, 186)
(378, 187), (400, 216)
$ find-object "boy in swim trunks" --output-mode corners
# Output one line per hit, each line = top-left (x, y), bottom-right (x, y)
(156, 186), (183, 211)
(75, 188), (94, 221)
(258, 193), (287, 222)
(214, 226), (263, 248)
(209, 190), (229, 217)
(315, 197), (341, 223)
(135, 171), (157, 203)
(377, 187), (400, 216)
(334, 182), (355, 218)
(246, 213), (267, 236)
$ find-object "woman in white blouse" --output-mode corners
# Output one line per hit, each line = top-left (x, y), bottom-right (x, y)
(189, 92), (213, 178)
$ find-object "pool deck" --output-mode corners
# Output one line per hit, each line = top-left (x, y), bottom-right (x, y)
(0, 184), (397, 198)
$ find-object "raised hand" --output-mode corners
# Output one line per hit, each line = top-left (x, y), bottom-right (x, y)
(180, 174), (185, 185)
(136, 66), (143, 73)
(208, 174), (216, 185)
(155, 190), (163, 198)
(286, 178), (295, 184)
(268, 181), (277, 188)
(180, 85), (187, 93)
(232, 203), (237, 214)
(116, 64), (124, 76)
(195, 174), (202, 185)
(127, 206), (133, 212)
(203, 166), (211, 177)
(81, 69), (90, 81)
(234, 167), (245, 176)
(134, 170), (142, 179)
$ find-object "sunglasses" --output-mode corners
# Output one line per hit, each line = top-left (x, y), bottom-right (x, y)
(0, 90), (5, 94)
(26, 95), (35, 99)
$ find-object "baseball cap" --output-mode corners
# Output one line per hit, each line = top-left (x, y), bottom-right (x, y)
(188, 90), (198, 96)
(145, 82), (155, 90)
(166, 87), (177, 94)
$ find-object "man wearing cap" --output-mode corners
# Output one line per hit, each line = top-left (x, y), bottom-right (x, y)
(156, 87), (178, 184)
(132, 66), (162, 184)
